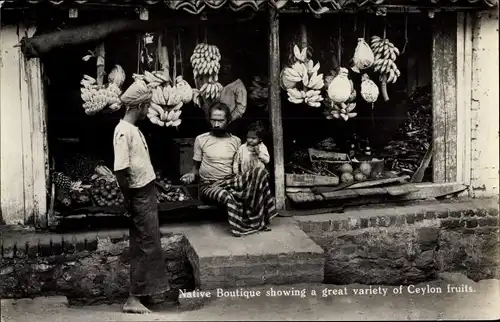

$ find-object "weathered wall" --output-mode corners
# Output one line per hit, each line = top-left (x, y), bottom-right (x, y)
(0, 232), (195, 304)
(470, 10), (500, 197)
(0, 24), (48, 226)
(298, 199), (499, 285)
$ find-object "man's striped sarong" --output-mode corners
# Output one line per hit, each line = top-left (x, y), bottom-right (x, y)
(199, 167), (278, 236)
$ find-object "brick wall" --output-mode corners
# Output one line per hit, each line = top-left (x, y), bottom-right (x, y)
(297, 198), (499, 284)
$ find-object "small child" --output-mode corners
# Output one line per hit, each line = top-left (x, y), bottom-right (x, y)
(233, 122), (270, 175)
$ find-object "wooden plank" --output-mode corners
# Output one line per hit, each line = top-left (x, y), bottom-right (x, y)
(285, 173), (340, 187)
(431, 13), (458, 183)
(354, 187), (388, 196)
(287, 192), (322, 204)
(320, 189), (358, 200)
(394, 183), (467, 200)
(385, 185), (420, 196)
(19, 26), (35, 225)
(27, 58), (49, 229)
(286, 187), (313, 193)
(0, 24), (25, 225)
(347, 176), (410, 189)
(268, 6), (285, 210)
(96, 43), (105, 86)
(456, 12), (473, 191)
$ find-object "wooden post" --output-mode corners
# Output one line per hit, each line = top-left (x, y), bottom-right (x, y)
(431, 13), (458, 183)
(27, 58), (49, 229)
(268, 6), (285, 210)
(96, 43), (105, 85)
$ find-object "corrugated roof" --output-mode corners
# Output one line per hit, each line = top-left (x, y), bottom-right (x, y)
(2, 0), (497, 12)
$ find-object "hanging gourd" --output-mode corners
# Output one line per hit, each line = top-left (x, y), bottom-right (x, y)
(327, 67), (352, 104)
(352, 38), (375, 73)
(360, 73), (379, 106)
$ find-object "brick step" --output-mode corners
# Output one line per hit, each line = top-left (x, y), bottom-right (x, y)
(181, 218), (325, 290)
(200, 260), (324, 289)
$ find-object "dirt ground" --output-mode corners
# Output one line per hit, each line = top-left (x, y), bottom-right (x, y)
(1, 273), (499, 322)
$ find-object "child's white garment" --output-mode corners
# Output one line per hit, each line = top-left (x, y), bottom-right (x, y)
(233, 142), (270, 175)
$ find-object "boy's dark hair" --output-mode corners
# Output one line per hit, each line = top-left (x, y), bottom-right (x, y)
(247, 121), (266, 139)
(208, 102), (232, 122)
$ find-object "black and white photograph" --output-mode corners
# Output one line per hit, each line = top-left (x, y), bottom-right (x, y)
(0, 0), (498, 320)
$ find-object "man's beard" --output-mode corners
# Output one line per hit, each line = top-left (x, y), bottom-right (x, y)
(211, 127), (228, 136)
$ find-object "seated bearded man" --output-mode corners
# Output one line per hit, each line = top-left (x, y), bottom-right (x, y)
(180, 102), (278, 236)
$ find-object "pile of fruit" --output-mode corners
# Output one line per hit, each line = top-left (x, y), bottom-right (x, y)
(131, 71), (193, 127)
(155, 171), (191, 203)
(89, 178), (125, 207)
(80, 65), (126, 115)
(157, 186), (191, 203)
(190, 43), (223, 100)
(53, 172), (93, 209)
(336, 162), (374, 184)
(281, 45), (324, 107)
(370, 36), (401, 101)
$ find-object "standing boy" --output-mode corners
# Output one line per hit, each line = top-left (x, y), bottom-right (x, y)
(113, 103), (171, 314)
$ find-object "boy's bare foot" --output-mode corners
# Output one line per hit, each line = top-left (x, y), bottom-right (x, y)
(122, 296), (151, 314)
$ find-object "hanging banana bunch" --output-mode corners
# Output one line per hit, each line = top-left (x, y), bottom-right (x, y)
(281, 44), (324, 107)
(370, 35), (401, 101)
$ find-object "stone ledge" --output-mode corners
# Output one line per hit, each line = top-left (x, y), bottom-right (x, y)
(295, 198), (499, 234)
(0, 228), (185, 259)
(0, 234), (195, 302)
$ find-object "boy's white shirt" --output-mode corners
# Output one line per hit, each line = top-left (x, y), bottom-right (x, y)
(233, 142), (270, 175)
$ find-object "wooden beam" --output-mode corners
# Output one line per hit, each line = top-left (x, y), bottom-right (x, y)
(0, 24), (25, 225)
(456, 12), (473, 191)
(268, 6), (285, 210)
(27, 57), (49, 229)
(431, 12), (458, 183)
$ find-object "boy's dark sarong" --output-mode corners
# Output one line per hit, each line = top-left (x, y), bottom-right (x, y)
(128, 181), (171, 297)
(199, 167), (278, 236)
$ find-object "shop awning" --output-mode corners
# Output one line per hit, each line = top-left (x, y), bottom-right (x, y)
(2, 0), (497, 12)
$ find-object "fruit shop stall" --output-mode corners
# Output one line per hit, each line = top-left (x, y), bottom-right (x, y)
(248, 4), (495, 212)
(9, 6), (270, 228)
(0, 0), (498, 227)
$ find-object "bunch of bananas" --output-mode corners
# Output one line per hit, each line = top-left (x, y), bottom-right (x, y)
(281, 45), (325, 107)
(107, 65), (126, 88)
(148, 101), (182, 128)
(287, 89), (323, 107)
(190, 43), (221, 78)
(370, 36), (401, 101)
(200, 82), (223, 100)
(80, 75), (122, 115)
(149, 85), (183, 127)
(326, 102), (357, 121)
(151, 85), (183, 108)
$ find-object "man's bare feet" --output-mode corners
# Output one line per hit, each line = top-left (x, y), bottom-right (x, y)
(122, 296), (151, 314)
